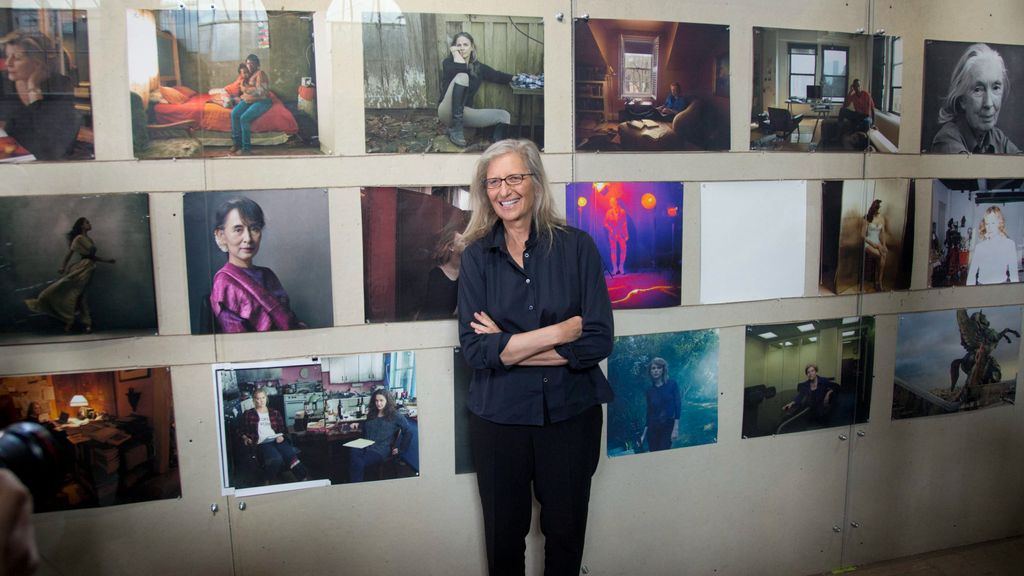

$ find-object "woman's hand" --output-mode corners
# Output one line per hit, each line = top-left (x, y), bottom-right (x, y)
(243, 436), (253, 446)
(391, 447), (399, 456)
(471, 311), (501, 334)
(241, 93), (255, 104)
(449, 45), (466, 64)
(275, 435), (284, 444)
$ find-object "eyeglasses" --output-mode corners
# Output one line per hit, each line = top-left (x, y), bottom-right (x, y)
(483, 173), (534, 189)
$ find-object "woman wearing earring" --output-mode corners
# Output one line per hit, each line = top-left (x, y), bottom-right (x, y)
(437, 32), (514, 148)
(209, 196), (304, 333)
(25, 217), (115, 333)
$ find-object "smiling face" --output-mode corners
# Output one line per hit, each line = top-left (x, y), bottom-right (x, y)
(805, 365), (818, 380)
(374, 393), (387, 413)
(4, 43), (43, 83)
(452, 35), (474, 61)
(486, 152), (535, 228)
(216, 208), (262, 268)
(961, 56), (1004, 134)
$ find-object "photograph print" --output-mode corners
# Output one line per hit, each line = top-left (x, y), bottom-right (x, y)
(819, 179), (915, 295)
(127, 8), (320, 159)
(182, 188), (332, 335)
(363, 12), (544, 153)
(922, 40), (1022, 154)
(214, 352), (418, 496)
(929, 178), (1022, 287)
(0, 194), (157, 344)
(565, 181), (683, 309)
(362, 186), (471, 322)
(743, 317), (874, 438)
(1, 8), (94, 161)
(893, 306), (1019, 420)
(751, 27), (902, 153)
(574, 19), (730, 152)
(606, 330), (719, 457)
(0, 367), (181, 512)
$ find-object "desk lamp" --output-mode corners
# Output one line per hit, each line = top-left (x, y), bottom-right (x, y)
(69, 394), (89, 419)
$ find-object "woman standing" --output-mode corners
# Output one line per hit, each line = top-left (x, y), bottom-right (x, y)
(437, 32), (514, 148)
(458, 139), (613, 575)
(25, 217), (115, 333)
(209, 197), (305, 333)
(967, 206), (1019, 285)
(348, 388), (415, 482)
(230, 54), (272, 155)
(862, 199), (888, 291)
(641, 357), (680, 452)
(0, 31), (79, 160)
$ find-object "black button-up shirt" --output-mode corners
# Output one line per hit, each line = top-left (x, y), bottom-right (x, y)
(458, 223), (614, 425)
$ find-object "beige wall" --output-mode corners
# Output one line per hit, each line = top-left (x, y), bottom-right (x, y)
(1, 0), (1022, 575)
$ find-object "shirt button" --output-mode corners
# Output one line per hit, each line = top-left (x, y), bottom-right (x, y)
(543, 378), (549, 383)
(524, 252), (529, 258)
(528, 305), (534, 310)
(525, 278), (531, 284)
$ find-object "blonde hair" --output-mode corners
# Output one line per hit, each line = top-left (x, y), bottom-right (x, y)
(0, 30), (59, 78)
(462, 139), (565, 247)
(978, 206), (1008, 240)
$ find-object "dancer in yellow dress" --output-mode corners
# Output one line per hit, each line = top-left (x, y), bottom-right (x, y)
(25, 217), (115, 333)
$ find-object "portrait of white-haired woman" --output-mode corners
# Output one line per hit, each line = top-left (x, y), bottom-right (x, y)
(457, 139), (613, 574)
(930, 43), (1020, 154)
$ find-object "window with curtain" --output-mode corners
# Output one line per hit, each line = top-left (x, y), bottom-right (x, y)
(821, 46), (848, 100)
(788, 44), (816, 100)
(620, 35), (659, 99)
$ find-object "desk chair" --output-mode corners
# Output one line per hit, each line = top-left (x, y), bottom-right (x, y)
(767, 107), (804, 143)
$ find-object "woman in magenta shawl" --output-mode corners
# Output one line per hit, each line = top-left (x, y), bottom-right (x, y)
(210, 197), (305, 333)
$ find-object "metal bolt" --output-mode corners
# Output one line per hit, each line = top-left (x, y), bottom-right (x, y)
(238, 501), (246, 511)
(838, 434), (848, 441)
(555, 12), (564, 22)
(856, 430), (866, 437)
(832, 525), (842, 533)
(210, 503), (219, 515)
(850, 521), (861, 528)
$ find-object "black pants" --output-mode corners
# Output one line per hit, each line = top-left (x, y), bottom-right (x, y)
(470, 405), (603, 576)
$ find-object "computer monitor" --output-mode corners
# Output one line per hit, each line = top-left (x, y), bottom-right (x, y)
(806, 85), (822, 100)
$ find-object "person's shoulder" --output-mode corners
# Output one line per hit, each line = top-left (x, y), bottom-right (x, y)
(930, 121), (968, 153)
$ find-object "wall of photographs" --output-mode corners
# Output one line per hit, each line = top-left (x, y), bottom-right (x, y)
(0, 0), (1021, 575)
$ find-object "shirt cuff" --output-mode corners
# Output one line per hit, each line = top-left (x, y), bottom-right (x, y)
(554, 343), (578, 369)
(488, 332), (513, 370)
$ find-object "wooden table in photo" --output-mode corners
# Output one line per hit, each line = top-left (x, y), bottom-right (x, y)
(513, 87), (544, 141)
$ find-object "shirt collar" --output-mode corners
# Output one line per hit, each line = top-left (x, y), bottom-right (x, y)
(483, 220), (538, 253)
(955, 115), (996, 153)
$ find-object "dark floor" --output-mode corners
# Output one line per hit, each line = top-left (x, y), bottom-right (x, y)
(814, 536), (1024, 576)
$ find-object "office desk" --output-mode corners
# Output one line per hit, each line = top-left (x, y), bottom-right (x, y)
(512, 87), (543, 141)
